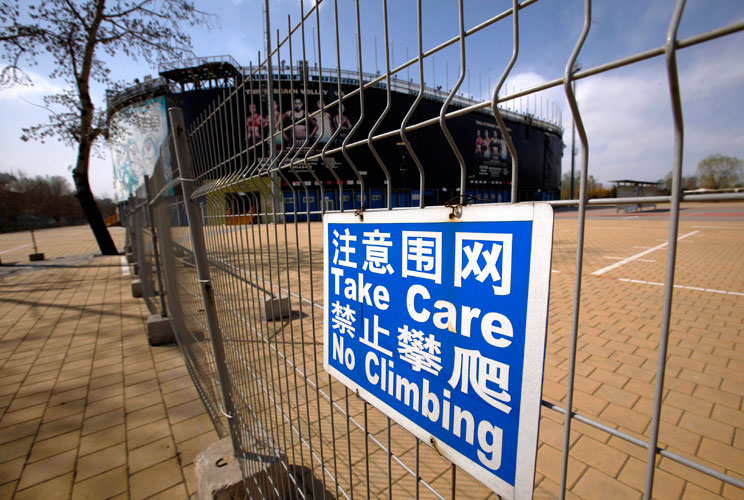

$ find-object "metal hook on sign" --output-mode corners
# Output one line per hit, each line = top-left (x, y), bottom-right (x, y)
(444, 194), (476, 219)
(218, 404), (233, 419)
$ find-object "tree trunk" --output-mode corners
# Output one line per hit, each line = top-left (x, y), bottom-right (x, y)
(73, 144), (118, 255)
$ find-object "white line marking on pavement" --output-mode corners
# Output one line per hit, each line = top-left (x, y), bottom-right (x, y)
(121, 256), (130, 276)
(618, 278), (744, 297)
(621, 216), (640, 219)
(592, 231), (699, 276)
(0, 243), (31, 255)
(602, 256), (655, 262)
(551, 269), (561, 273)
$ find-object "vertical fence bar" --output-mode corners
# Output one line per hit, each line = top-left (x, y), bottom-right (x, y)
(643, 1), (687, 498)
(559, 1), (592, 498)
(168, 106), (240, 452)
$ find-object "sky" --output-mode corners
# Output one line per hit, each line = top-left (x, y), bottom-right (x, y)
(1, 0), (743, 199)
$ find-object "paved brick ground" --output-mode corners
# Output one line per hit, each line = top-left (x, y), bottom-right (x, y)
(1, 202), (742, 500)
(0, 226), (217, 499)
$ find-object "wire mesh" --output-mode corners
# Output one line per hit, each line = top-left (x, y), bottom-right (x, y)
(124, 0), (744, 498)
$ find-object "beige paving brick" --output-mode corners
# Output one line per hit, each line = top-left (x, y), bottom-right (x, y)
(146, 482), (189, 500)
(128, 436), (177, 473)
(158, 374), (195, 395)
(125, 388), (163, 413)
(47, 387), (87, 407)
(0, 480), (17, 499)
(88, 372), (123, 391)
(125, 417), (171, 450)
(84, 393), (124, 418)
(82, 407), (124, 436)
(693, 385), (741, 410)
(13, 472), (73, 500)
(595, 384), (639, 409)
(17, 449), (76, 490)
(78, 423), (125, 456)
(90, 363), (123, 379)
(171, 413), (216, 444)
(697, 438), (744, 474)
(42, 398), (86, 423)
(679, 411), (735, 444)
(123, 359), (155, 377)
(176, 430), (219, 466)
(163, 386), (199, 409)
(0, 403), (47, 428)
(616, 457), (685, 500)
(75, 442), (127, 482)
(52, 375), (90, 394)
(124, 379), (161, 400)
(182, 463), (197, 497)
(682, 482), (723, 500)
(129, 458), (183, 500)
(600, 403), (649, 435)
(535, 443), (586, 490)
(0, 418), (41, 445)
(28, 430), (80, 463)
(127, 402), (167, 430)
(0, 456), (25, 485)
(86, 381), (123, 403)
(0, 436), (33, 464)
(156, 366), (189, 383)
(36, 413), (83, 441)
(166, 398), (207, 425)
(571, 435), (628, 478)
(659, 456), (722, 494)
(573, 467), (641, 500)
(6, 391), (52, 413)
(71, 465), (128, 500)
(123, 368), (157, 387)
(664, 391), (713, 418)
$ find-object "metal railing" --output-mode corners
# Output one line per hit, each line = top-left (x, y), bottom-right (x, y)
(122, 0), (744, 498)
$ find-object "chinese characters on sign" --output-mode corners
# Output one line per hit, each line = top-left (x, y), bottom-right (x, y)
(324, 205), (553, 499)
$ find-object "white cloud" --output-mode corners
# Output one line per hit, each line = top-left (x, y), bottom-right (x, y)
(0, 70), (63, 102)
(510, 34), (744, 186)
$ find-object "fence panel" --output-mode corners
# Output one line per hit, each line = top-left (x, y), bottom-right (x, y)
(146, 152), (230, 438)
(131, 0), (744, 499)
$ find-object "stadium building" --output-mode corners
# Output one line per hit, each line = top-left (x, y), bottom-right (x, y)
(107, 56), (563, 215)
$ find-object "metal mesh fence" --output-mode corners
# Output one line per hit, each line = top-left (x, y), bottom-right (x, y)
(132, 185), (159, 315)
(120, 0), (744, 498)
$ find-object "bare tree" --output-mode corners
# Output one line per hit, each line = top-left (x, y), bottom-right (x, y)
(0, 0), (209, 254)
(696, 154), (743, 190)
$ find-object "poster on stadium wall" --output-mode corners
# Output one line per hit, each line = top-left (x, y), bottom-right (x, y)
(109, 96), (168, 201)
(324, 203), (553, 499)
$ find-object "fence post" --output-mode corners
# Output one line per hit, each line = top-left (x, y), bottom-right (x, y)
(168, 107), (240, 447)
(144, 174), (168, 317)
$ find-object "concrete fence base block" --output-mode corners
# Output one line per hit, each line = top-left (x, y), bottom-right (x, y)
(260, 294), (291, 321)
(131, 280), (143, 298)
(146, 314), (174, 345)
(126, 252), (135, 263)
(28, 253), (45, 262)
(196, 426), (289, 500)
